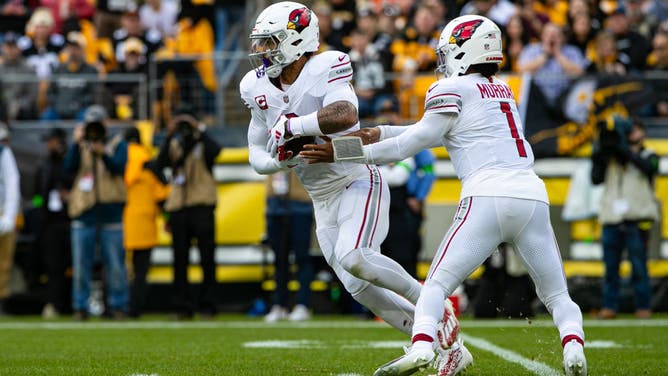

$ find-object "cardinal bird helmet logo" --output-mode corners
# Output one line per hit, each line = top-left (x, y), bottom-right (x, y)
(449, 19), (484, 47)
(287, 7), (311, 33)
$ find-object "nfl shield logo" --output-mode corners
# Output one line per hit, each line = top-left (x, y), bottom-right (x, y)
(283, 95), (289, 103)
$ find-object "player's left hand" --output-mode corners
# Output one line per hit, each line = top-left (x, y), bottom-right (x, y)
(300, 139), (333, 164)
(266, 115), (293, 158)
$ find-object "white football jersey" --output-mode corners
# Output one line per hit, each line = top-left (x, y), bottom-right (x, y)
(425, 73), (548, 203)
(240, 50), (369, 200)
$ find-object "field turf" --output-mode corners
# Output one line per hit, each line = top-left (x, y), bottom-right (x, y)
(0, 314), (667, 375)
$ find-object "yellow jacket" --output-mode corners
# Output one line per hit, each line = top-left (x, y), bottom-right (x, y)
(123, 143), (170, 250)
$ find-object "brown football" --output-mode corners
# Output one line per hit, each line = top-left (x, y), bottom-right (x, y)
(283, 136), (315, 155)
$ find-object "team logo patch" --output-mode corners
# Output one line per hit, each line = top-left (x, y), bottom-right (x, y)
(287, 7), (311, 33)
(255, 95), (268, 110)
(449, 19), (484, 47)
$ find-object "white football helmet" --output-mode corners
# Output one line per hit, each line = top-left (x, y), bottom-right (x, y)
(249, 1), (319, 78)
(435, 15), (503, 78)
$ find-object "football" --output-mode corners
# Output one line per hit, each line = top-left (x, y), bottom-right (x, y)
(284, 136), (315, 155)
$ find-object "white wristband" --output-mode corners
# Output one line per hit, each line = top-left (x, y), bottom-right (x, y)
(289, 112), (323, 137)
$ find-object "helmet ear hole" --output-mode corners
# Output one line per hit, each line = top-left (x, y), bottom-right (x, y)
(291, 39), (303, 46)
(454, 52), (465, 60)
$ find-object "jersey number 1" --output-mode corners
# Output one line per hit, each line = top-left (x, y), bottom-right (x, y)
(500, 102), (527, 158)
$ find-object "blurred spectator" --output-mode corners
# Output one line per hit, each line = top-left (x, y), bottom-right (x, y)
(533, 0), (569, 27)
(0, 32), (38, 120)
(263, 171), (315, 323)
(517, 0), (549, 40)
(625, 0), (659, 39)
(0, 123), (19, 315)
(422, 0), (450, 29)
(604, 5), (650, 72)
(327, 0), (356, 51)
(41, 31), (97, 121)
(349, 28), (396, 119)
(39, 0), (94, 35)
(94, 0), (136, 39)
(123, 126), (169, 318)
(391, 4), (440, 118)
(585, 30), (626, 75)
(155, 9), (216, 121)
(591, 116), (659, 320)
(33, 127), (71, 319)
(568, 13), (597, 56)
(106, 37), (147, 120)
(64, 105), (129, 320)
(374, 4), (400, 53)
(113, 10), (162, 65)
(460, 0), (517, 28)
(313, 1), (332, 52)
(0, 0), (30, 36)
(501, 14), (530, 72)
(156, 109), (221, 319)
(517, 23), (586, 107)
(648, 29), (668, 70)
(19, 7), (63, 79)
(139, 0), (178, 38)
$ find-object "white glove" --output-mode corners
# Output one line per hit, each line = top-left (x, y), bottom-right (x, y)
(266, 115), (293, 158)
(0, 217), (15, 234)
(275, 153), (302, 170)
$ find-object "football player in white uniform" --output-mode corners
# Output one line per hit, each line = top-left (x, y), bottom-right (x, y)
(301, 15), (587, 376)
(240, 2), (470, 374)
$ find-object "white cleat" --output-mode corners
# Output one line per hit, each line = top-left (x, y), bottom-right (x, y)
(288, 304), (311, 321)
(263, 305), (288, 323)
(432, 339), (473, 376)
(563, 340), (587, 376)
(373, 347), (435, 376)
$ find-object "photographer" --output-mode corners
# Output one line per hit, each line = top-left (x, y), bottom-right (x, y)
(64, 105), (129, 320)
(157, 110), (221, 319)
(591, 115), (659, 319)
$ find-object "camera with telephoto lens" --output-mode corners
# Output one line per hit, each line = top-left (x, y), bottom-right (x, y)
(596, 115), (631, 156)
(171, 119), (198, 150)
(83, 121), (106, 143)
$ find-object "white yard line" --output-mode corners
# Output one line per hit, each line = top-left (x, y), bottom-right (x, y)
(462, 334), (562, 376)
(0, 318), (665, 330)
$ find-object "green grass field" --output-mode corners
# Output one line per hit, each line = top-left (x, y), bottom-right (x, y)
(0, 314), (666, 375)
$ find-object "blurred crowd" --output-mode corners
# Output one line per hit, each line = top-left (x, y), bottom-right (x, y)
(2, 0), (668, 125)
(311, 0), (668, 120)
(0, 0), (246, 124)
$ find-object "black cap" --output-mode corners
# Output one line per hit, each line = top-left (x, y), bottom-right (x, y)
(2, 32), (20, 45)
(43, 127), (67, 141)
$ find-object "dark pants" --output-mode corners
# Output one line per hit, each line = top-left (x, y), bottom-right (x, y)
(129, 249), (151, 317)
(266, 198), (314, 308)
(601, 221), (652, 312)
(43, 218), (71, 312)
(169, 205), (217, 315)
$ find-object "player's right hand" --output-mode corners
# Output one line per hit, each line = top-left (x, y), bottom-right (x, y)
(266, 115), (291, 158)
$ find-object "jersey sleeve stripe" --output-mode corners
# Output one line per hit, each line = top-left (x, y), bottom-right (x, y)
(425, 92), (462, 103)
(426, 104), (461, 112)
(328, 72), (353, 83)
(331, 60), (351, 68)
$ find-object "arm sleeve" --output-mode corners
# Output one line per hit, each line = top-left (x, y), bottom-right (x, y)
(363, 112), (457, 165)
(248, 116), (282, 174)
(101, 141), (127, 175)
(378, 125), (410, 141)
(201, 131), (222, 171)
(63, 143), (81, 174)
(1, 148), (20, 224)
(628, 149), (659, 180)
